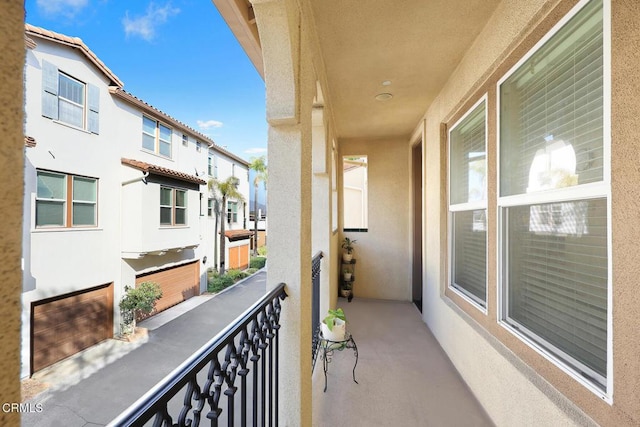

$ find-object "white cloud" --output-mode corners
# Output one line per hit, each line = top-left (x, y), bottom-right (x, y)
(245, 147), (268, 154)
(197, 120), (224, 130)
(37, 0), (88, 18)
(122, 2), (180, 41)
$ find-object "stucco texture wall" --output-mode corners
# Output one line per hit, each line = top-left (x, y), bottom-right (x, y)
(340, 137), (411, 301)
(0, 2), (26, 425)
(420, 0), (640, 425)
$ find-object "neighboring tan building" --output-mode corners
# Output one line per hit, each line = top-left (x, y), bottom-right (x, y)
(20, 24), (250, 376)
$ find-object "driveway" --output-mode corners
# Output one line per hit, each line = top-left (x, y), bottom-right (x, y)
(22, 270), (267, 427)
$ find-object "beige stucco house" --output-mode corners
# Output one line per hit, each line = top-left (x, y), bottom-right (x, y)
(2, 0), (640, 425)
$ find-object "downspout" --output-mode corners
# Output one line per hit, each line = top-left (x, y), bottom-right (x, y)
(121, 171), (149, 186)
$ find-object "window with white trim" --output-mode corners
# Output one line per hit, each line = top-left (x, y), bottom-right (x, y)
(142, 116), (172, 158)
(343, 155), (368, 231)
(36, 170), (97, 228)
(208, 154), (214, 176)
(160, 186), (187, 226)
(227, 201), (238, 224)
(41, 61), (100, 133)
(448, 98), (487, 308)
(498, 0), (609, 394)
(208, 198), (214, 217)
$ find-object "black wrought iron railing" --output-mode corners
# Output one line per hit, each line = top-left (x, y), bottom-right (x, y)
(109, 283), (288, 427)
(311, 251), (323, 364)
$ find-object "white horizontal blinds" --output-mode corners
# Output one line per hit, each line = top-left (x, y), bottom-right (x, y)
(500, 0), (603, 197)
(36, 171), (66, 226)
(453, 210), (487, 302)
(499, 0), (608, 390)
(58, 73), (85, 128)
(506, 198), (608, 383)
(450, 103), (486, 205)
(72, 176), (97, 226)
(450, 100), (487, 305)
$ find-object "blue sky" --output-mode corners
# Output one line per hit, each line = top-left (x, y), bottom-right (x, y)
(25, 0), (268, 160)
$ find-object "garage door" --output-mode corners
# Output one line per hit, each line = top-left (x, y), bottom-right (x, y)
(136, 261), (199, 318)
(229, 244), (249, 270)
(32, 283), (113, 373)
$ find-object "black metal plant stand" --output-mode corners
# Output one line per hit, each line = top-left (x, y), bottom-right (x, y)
(312, 331), (359, 392)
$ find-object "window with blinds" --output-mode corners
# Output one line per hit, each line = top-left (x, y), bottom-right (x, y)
(498, 0), (609, 393)
(449, 98), (487, 308)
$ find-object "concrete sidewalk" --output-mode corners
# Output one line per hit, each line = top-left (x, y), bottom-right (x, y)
(22, 270), (267, 427)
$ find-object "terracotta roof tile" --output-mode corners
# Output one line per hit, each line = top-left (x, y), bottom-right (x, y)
(25, 24), (124, 87)
(24, 135), (36, 148)
(121, 158), (207, 185)
(224, 229), (254, 241)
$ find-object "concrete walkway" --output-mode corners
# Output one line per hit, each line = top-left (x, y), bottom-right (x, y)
(22, 270), (267, 427)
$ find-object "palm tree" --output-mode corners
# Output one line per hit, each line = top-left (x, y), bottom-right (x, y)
(209, 176), (245, 275)
(249, 156), (267, 256)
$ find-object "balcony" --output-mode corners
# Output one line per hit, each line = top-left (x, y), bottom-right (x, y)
(110, 275), (491, 426)
(312, 298), (492, 426)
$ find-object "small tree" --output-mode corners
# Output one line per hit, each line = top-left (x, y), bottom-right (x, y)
(209, 176), (245, 275)
(120, 281), (162, 335)
(249, 156), (267, 256)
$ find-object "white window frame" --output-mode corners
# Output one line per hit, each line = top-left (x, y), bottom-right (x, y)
(447, 95), (488, 313)
(58, 72), (85, 128)
(227, 201), (238, 224)
(496, 0), (612, 401)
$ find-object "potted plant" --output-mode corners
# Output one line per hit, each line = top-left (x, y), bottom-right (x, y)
(321, 308), (347, 341)
(343, 268), (352, 281)
(340, 281), (352, 298)
(341, 237), (357, 262)
(119, 281), (162, 336)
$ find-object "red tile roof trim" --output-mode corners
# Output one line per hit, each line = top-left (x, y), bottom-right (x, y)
(25, 24), (124, 87)
(121, 158), (207, 185)
(224, 229), (254, 241)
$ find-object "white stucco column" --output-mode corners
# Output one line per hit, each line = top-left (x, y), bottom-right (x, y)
(311, 105), (334, 317)
(252, 0), (314, 424)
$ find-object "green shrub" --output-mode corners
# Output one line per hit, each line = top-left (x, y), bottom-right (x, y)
(250, 257), (267, 269)
(257, 246), (267, 256)
(120, 281), (162, 334)
(227, 269), (249, 282)
(246, 268), (258, 275)
(208, 274), (235, 293)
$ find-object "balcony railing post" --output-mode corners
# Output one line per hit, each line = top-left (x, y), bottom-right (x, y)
(108, 283), (287, 427)
(311, 251), (324, 364)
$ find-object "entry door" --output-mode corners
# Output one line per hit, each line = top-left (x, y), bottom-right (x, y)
(412, 141), (423, 311)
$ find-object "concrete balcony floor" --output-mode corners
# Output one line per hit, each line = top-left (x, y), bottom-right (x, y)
(312, 298), (494, 427)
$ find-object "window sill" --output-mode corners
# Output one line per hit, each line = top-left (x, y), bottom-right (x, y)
(32, 226), (102, 233)
(141, 148), (174, 161)
(52, 119), (91, 134)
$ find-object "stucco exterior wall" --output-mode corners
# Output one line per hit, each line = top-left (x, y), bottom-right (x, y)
(1, 3), (26, 423)
(22, 38), (123, 377)
(419, 0), (640, 425)
(340, 137), (411, 301)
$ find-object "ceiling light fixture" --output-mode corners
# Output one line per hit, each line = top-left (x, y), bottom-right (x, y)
(375, 93), (393, 101)
(382, 80), (392, 86)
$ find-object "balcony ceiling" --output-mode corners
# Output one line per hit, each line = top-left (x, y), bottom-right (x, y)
(309, 0), (500, 140)
(212, 0), (501, 140)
